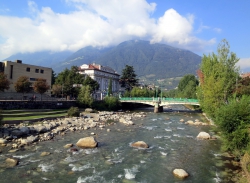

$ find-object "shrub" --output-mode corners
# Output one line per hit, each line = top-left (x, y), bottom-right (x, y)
(104, 96), (121, 111)
(67, 107), (80, 117)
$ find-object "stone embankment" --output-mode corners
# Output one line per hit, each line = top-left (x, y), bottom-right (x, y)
(0, 111), (146, 151)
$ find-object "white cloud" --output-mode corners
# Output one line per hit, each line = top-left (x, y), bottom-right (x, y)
(237, 58), (250, 72)
(0, 0), (216, 60)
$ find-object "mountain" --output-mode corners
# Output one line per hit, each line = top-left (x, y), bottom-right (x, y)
(95, 40), (201, 78)
(52, 46), (113, 73)
(3, 40), (202, 88)
(3, 50), (72, 68)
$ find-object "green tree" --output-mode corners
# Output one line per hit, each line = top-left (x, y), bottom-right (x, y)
(77, 85), (93, 108)
(55, 66), (85, 98)
(14, 76), (32, 98)
(33, 78), (50, 100)
(51, 84), (62, 97)
(108, 79), (112, 96)
(0, 72), (10, 92)
(177, 74), (199, 99)
(215, 95), (250, 155)
(83, 75), (99, 92)
(104, 96), (121, 110)
(197, 39), (239, 117)
(119, 65), (138, 91)
(51, 69), (56, 85)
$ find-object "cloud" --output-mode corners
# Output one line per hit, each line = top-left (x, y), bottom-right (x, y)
(0, 0), (216, 60)
(237, 58), (250, 72)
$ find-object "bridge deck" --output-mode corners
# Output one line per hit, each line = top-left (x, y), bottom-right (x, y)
(120, 97), (199, 106)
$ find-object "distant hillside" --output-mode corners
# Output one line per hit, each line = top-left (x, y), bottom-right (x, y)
(3, 51), (72, 68)
(94, 40), (201, 78)
(3, 40), (201, 87)
(52, 46), (112, 73)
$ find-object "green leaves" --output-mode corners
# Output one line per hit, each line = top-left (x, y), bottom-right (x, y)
(77, 85), (93, 108)
(120, 65), (139, 91)
(177, 74), (198, 99)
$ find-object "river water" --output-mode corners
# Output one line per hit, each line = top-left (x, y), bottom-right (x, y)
(0, 105), (233, 183)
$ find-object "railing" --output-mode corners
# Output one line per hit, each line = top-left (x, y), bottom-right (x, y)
(120, 97), (199, 104)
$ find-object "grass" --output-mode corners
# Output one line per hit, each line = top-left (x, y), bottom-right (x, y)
(2, 109), (68, 121)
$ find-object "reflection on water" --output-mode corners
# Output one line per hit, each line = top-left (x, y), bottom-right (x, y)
(0, 106), (234, 183)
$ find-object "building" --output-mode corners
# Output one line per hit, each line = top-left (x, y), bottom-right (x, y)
(78, 63), (120, 100)
(0, 60), (52, 95)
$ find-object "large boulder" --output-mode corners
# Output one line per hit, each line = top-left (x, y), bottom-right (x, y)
(20, 135), (39, 145)
(173, 169), (189, 179)
(33, 125), (47, 133)
(5, 158), (19, 167)
(0, 138), (7, 144)
(76, 137), (98, 148)
(11, 130), (24, 138)
(19, 127), (30, 135)
(131, 141), (149, 148)
(197, 132), (211, 140)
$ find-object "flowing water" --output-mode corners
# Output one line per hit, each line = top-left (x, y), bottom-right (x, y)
(0, 106), (232, 183)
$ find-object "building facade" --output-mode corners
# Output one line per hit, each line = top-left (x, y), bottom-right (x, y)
(78, 63), (120, 100)
(0, 60), (52, 94)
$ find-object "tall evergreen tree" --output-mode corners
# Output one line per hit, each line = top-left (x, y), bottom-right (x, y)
(119, 65), (138, 91)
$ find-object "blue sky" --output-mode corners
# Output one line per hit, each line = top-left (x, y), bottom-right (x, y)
(0, 0), (249, 71)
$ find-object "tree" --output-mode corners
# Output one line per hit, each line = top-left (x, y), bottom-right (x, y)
(51, 84), (62, 97)
(55, 66), (85, 98)
(83, 75), (99, 92)
(119, 65), (138, 91)
(0, 72), (10, 92)
(197, 39), (239, 117)
(104, 96), (121, 110)
(77, 85), (94, 108)
(33, 78), (50, 100)
(108, 79), (112, 96)
(51, 69), (56, 85)
(14, 76), (32, 98)
(215, 95), (250, 155)
(177, 74), (199, 99)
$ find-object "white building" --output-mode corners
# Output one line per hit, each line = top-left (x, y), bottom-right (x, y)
(78, 63), (120, 100)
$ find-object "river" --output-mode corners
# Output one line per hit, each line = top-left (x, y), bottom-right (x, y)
(0, 105), (237, 183)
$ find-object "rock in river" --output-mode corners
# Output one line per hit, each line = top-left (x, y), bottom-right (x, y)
(173, 168), (189, 179)
(131, 141), (149, 148)
(76, 136), (98, 148)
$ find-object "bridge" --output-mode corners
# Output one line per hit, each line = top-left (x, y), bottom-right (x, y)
(120, 97), (199, 113)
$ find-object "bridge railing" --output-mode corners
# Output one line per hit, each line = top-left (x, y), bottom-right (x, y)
(120, 97), (199, 103)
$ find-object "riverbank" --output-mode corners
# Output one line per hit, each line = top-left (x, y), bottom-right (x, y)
(0, 109), (244, 182)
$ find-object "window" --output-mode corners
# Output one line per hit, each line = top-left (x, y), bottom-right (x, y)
(40, 69), (44, 74)
(35, 69), (39, 73)
(10, 65), (13, 79)
(30, 78), (36, 81)
(26, 67), (30, 72)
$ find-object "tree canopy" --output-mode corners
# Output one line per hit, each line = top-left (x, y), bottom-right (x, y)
(33, 78), (50, 100)
(55, 66), (99, 98)
(177, 74), (199, 99)
(119, 65), (138, 91)
(14, 76), (32, 95)
(197, 39), (239, 117)
(0, 72), (10, 92)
